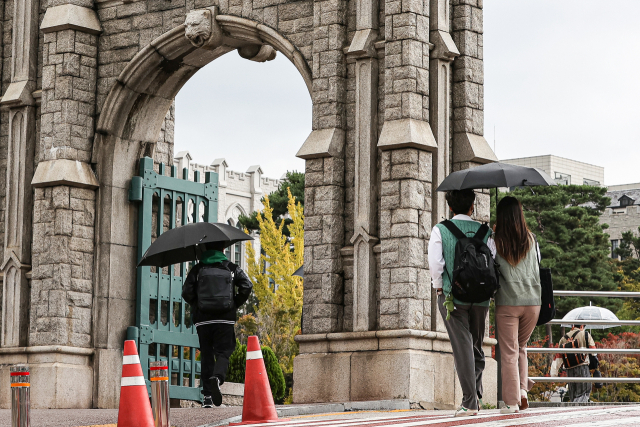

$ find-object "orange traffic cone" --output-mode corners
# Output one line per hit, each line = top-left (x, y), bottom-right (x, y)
(230, 336), (288, 425)
(117, 340), (154, 427)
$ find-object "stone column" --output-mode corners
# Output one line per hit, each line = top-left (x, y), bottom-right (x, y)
(451, 0), (496, 173)
(0, 0), (39, 348)
(428, 0), (459, 332)
(295, 0), (348, 334)
(346, 0), (379, 332)
(3, 2), (101, 409)
(377, 0), (436, 331)
(450, 0), (496, 236)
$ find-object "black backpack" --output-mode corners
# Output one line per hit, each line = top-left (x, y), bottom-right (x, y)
(560, 330), (589, 369)
(440, 220), (500, 304)
(196, 263), (235, 314)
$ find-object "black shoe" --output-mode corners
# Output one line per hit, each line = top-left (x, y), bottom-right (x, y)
(202, 396), (213, 408)
(211, 377), (223, 407)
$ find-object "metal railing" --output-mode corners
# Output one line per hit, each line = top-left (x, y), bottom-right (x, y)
(527, 290), (640, 384)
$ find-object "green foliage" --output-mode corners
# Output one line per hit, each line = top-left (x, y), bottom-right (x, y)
(504, 185), (621, 324)
(262, 346), (287, 403)
(224, 339), (286, 403)
(238, 172), (305, 234)
(615, 227), (640, 259)
(226, 340), (247, 383)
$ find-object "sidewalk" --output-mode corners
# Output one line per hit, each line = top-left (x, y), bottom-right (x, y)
(0, 407), (243, 427)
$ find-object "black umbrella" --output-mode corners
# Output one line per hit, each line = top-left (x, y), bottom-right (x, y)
(436, 162), (556, 192)
(436, 162), (556, 214)
(293, 265), (304, 278)
(138, 222), (253, 267)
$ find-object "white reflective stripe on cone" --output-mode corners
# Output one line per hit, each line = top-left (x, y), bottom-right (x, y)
(122, 355), (140, 365)
(121, 376), (146, 386)
(246, 350), (263, 360)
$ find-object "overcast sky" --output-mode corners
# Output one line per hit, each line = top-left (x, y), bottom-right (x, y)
(175, 0), (640, 185)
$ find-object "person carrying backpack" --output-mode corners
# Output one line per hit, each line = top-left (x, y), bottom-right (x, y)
(182, 242), (253, 408)
(550, 325), (597, 402)
(428, 189), (498, 417)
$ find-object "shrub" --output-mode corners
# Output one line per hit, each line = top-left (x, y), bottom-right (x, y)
(225, 340), (286, 402)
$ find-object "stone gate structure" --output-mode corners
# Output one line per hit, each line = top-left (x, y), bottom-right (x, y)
(0, 0), (496, 409)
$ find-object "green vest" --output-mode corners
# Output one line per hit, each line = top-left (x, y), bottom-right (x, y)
(494, 238), (541, 306)
(435, 219), (492, 307)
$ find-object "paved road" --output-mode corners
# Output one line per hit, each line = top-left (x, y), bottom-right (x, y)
(1, 405), (639, 426)
(215, 405), (640, 427)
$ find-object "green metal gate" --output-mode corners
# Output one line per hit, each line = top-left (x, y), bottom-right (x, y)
(128, 156), (218, 400)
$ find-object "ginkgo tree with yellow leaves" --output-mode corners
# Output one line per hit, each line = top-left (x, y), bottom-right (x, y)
(242, 188), (304, 377)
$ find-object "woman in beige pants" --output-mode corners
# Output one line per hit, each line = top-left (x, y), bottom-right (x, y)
(492, 197), (541, 414)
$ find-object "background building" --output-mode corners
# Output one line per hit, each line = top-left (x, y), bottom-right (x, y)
(603, 184), (640, 259)
(173, 151), (283, 269)
(501, 155), (604, 186)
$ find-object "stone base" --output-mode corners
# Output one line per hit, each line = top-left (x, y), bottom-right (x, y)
(0, 346), (94, 409)
(293, 329), (497, 407)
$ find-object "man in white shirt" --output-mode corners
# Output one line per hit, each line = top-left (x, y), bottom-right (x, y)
(427, 189), (496, 417)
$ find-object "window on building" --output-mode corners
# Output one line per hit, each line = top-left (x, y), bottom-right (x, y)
(583, 178), (600, 186)
(619, 196), (634, 207)
(225, 220), (234, 260)
(611, 240), (619, 259)
(554, 172), (571, 185)
(234, 222), (243, 268)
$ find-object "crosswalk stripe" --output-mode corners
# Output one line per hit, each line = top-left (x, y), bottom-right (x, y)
(244, 414), (444, 427)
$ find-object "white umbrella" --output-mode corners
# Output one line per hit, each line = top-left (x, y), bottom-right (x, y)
(560, 305), (621, 329)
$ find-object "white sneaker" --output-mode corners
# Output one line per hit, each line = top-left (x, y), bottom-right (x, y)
(519, 389), (529, 410)
(454, 406), (478, 417)
(500, 404), (519, 414)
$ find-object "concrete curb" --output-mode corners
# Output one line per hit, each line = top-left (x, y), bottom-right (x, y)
(199, 400), (411, 426)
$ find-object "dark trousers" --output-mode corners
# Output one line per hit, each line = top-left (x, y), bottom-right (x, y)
(567, 364), (592, 402)
(437, 294), (489, 410)
(197, 323), (236, 396)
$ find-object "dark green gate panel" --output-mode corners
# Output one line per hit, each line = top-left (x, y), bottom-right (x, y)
(129, 156), (218, 401)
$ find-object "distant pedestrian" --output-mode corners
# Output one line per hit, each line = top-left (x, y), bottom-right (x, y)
(491, 196), (541, 414)
(182, 243), (253, 408)
(428, 189), (495, 417)
(550, 325), (597, 403)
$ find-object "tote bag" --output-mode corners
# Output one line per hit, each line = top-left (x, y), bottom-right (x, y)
(535, 237), (556, 326)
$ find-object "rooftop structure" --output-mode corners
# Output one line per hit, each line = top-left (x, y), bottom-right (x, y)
(501, 155), (604, 186)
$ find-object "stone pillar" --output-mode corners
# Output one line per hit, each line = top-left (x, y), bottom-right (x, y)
(451, 0), (496, 172)
(0, 2), (102, 409)
(450, 0), (496, 240)
(0, 0), (39, 348)
(428, 0), (458, 332)
(377, 0), (435, 331)
(294, 0), (498, 407)
(295, 0), (348, 334)
(347, 0), (379, 332)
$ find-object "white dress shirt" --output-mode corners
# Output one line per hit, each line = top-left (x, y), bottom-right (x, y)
(428, 214), (497, 289)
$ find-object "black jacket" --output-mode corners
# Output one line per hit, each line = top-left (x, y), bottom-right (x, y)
(181, 260), (253, 323)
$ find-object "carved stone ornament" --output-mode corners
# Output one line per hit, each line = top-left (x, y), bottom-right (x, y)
(184, 7), (223, 49)
(238, 44), (277, 62)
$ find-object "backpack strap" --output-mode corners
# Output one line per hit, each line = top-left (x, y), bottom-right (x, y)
(473, 223), (490, 241)
(440, 220), (467, 240)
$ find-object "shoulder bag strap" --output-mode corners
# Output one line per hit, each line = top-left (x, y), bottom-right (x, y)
(473, 223), (491, 241)
(440, 220), (467, 241)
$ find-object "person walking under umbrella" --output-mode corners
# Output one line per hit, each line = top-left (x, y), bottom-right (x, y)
(428, 189), (496, 417)
(181, 242), (254, 408)
(550, 324), (597, 403)
(492, 196), (542, 414)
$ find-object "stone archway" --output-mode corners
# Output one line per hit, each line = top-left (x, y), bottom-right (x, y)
(90, 11), (313, 408)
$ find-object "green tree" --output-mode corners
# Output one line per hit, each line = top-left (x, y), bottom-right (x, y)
(505, 185), (621, 327)
(238, 171), (305, 233)
(244, 189), (304, 375)
(615, 227), (640, 259)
